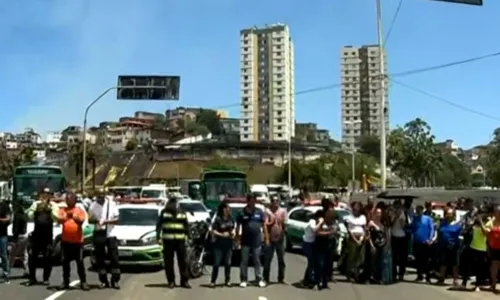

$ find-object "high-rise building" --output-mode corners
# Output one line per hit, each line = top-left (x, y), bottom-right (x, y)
(239, 23), (295, 142)
(340, 45), (389, 149)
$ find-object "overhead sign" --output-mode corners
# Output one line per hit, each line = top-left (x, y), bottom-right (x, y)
(431, 0), (482, 5)
(15, 167), (62, 175)
(117, 75), (180, 100)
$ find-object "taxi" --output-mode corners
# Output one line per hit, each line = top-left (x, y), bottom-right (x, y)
(89, 198), (164, 268)
(284, 201), (351, 257)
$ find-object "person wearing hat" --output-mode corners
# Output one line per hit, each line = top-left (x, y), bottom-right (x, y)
(88, 190), (121, 289)
(156, 196), (191, 289)
(25, 188), (59, 286)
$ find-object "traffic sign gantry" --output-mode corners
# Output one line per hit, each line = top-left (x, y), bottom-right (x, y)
(431, 0), (482, 5)
(117, 75), (180, 100)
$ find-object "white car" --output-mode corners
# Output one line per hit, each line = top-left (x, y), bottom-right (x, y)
(90, 203), (163, 267)
(178, 199), (211, 224)
(284, 206), (352, 256)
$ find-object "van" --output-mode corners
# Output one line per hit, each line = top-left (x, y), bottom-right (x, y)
(250, 184), (270, 204)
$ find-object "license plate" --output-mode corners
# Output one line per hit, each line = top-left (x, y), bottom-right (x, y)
(119, 250), (133, 257)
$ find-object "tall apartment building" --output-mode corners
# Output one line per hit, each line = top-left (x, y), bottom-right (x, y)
(239, 23), (295, 142)
(340, 45), (389, 149)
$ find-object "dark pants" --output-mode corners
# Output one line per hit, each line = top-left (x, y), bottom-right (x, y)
(263, 240), (286, 282)
(94, 236), (120, 283)
(462, 247), (488, 286)
(0, 236), (9, 280)
(370, 247), (385, 281)
(61, 242), (86, 285)
(391, 236), (408, 279)
(210, 241), (232, 284)
(314, 240), (335, 286)
(28, 238), (53, 282)
(162, 240), (189, 284)
(302, 242), (315, 284)
(240, 245), (262, 282)
(413, 242), (431, 280)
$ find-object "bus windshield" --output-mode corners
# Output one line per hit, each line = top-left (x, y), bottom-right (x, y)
(14, 176), (65, 197)
(205, 180), (246, 199)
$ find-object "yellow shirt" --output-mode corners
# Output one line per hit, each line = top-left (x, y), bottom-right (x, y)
(470, 225), (487, 252)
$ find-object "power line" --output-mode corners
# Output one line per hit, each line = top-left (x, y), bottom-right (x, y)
(390, 78), (500, 122)
(211, 51), (500, 111)
(383, 0), (404, 47)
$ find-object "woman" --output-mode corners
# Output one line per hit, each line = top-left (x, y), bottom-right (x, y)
(481, 205), (500, 293)
(461, 211), (488, 291)
(436, 207), (462, 286)
(368, 208), (388, 284)
(344, 202), (367, 282)
(390, 199), (408, 282)
(209, 202), (235, 287)
(314, 209), (338, 290)
(302, 211), (322, 288)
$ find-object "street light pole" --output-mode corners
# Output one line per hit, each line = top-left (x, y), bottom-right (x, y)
(376, 0), (387, 191)
(81, 86), (117, 192)
(288, 101), (293, 200)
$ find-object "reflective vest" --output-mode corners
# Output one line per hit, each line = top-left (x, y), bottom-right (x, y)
(161, 210), (187, 240)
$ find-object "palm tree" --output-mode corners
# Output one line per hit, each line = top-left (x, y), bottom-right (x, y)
(68, 142), (98, 190)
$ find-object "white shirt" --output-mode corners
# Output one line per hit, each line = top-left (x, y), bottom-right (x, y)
(303, 219), (317, 243)
(345, 214), (366, 235)
(89, 198), (119, 237)
(391, 210), (406, 237)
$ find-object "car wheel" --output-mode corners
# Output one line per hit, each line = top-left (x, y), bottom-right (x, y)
(187, 248), (204, 279)
(285, 234), (292, 252)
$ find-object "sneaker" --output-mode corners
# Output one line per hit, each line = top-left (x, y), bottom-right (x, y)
(258, 280), (266, 288)
(81, 283), (90, 291)
(225, 281), (232, 287)
(42, 281), (50, 286)
(240, 282), (247, 288)
(209, 282), (215, 288)
(4, 279), (10, 284)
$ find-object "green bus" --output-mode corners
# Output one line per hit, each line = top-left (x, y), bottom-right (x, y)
(196, 170), (248, 210)
(179, 179), (202, 200)
(12, 165), (67, 209)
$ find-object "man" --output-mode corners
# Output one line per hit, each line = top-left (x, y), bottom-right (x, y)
(88, 191), (120, 289)
(423, 201), (440, 224)
(156, 196), (191, 289)
(9, 202), (29, 278)
(410, 205), (435, 283)
(236, 194), (269, 288)
(263, 195), (287, 285)
(58, 192), (89, 291)
(26, 188), (59, 286)
(0, 197), (11, 284)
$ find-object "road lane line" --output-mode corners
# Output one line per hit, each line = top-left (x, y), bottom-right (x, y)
(43, 280), (80, 300)
(258, 297), (268, 300)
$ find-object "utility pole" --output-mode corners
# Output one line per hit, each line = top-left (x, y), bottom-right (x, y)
(376, 0), (387, 191)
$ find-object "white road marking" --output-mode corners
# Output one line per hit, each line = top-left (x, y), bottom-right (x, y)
(43, 280), (80, 300)
(258, 297), (268, 300)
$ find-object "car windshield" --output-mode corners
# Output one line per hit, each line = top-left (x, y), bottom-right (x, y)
(141, 190), (162, 198)
(118, 208), (158, 226)
(205, 181), (246, 198)
(14, 177), (65, 197)
(179, 202), (207, 213)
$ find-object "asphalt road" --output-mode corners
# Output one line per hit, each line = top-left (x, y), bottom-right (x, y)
(4, 251), (499, 300)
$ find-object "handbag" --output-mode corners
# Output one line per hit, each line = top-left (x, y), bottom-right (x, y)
(93, 199), (110, 245)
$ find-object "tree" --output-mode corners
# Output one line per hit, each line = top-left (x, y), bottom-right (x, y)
(358, 135), (380, 160)
(125, 137), (138, 151)
(68, 142), (100, 189)
(205, 155), (241, 171)
(195, 109), (221, 135)
(388, 118), (441, 187)
(185, 120), (210, 136)
(0, 147), (13, 180)
(152, 115), (170, 131)
(17, 147), (36, 166)
(485, 127), (500, 187)
(434, 154), (471, 188)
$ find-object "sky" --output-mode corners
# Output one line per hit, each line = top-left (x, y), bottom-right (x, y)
(0, 0), (499, 149)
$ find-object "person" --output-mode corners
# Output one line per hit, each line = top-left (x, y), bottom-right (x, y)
(390, 199), (408, 282)
(9, 203), (29, 278)
(263, 195), (287, 285)
(26, 188), (59, 286)
(314, 208), (338, 290)
(367, 208), (388, 284)
(88, 191), (121, 289)
(58, 192), (89, 290)
(0, 197), (11, 284)
(302, 209), (321, 288)
(410, 205), (435, 284)
(481, 205), (500, 293)
(461, 210), (488, 290)
(236, 194), (269, 288)
(344, 201), (366, 282)
(436, 207), (461, 286)
(209, 201), (234, 287)
(156, 196), (191, 289)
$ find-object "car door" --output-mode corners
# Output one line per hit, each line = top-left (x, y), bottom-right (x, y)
(286, 209), (307, 246)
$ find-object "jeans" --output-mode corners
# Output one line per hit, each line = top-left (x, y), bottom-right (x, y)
(314, 239), (335, 286)
(370, 247), (385, 281)
(391, 236), (408, 279)
(240, 245), (262, 282)
(263, 239), (286, 282)
(302, 242), (314, 283)
(413, 242), (431, 280)
(211, 241), (233, 284)
(0, 236), (9, 280)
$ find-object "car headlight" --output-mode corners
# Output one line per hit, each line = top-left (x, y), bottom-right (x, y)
(141, 234), (157, 246)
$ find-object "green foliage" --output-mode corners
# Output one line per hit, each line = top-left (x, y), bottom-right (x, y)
(205, 155), (241, 171)
(358, 135), (380, 161)
(125, 137), (138, 151)
(485, 128), (500, 187)
(195, 109), (221, 135)
(434, 154), (471, 188)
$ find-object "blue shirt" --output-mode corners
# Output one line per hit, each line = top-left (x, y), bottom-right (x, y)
(411, 215), (434, 244)
(438, 220), (462, 248)
(237, 207), (264, 247)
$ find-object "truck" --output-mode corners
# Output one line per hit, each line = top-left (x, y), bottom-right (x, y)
(192, 170), (248, 211)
